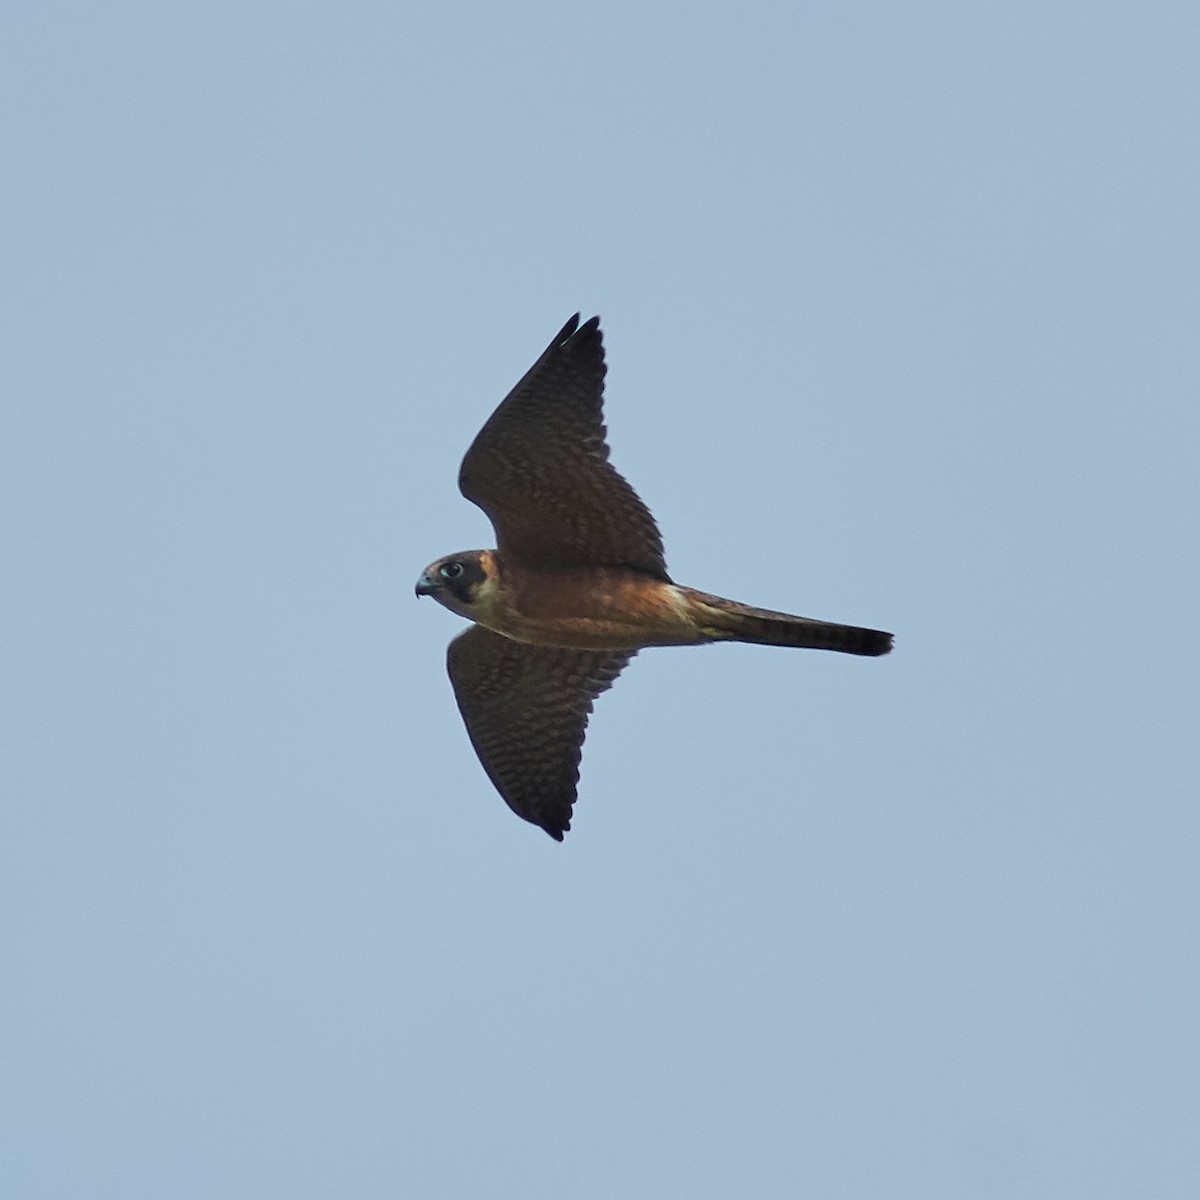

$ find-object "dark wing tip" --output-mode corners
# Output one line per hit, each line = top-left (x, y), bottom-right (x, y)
(534, 802), (571, 841)
(553, 312), (600, 343)
(547, 312), (601, 357)
(560, 314), (605, 384)
(574, 315), (601, 348)
(551, 312), (583, 346)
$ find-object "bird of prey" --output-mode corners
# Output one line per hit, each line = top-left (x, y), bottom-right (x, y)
(416, 314), (892, 840)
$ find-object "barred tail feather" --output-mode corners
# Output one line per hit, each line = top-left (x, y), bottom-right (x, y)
(688, 590), (893, 657)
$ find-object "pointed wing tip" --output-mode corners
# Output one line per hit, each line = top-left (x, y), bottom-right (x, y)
(536, 807), (572, 840)
(554, 312), (600, 346)
(554, 312), (582, 343)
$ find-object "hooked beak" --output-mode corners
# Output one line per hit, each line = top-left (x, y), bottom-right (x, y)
(415, 571), (437, 598)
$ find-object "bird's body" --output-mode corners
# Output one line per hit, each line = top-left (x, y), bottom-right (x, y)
(422, 552), (690, 650)
(489, 569), (696, 651)
(417, 314), (892, 839)
(424, 549), (890, 655)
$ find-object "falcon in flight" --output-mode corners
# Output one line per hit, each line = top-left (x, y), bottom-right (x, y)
(417, 314), (892, 840)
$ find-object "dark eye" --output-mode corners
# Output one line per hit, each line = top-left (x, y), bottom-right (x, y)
(439, 562), (464, 580)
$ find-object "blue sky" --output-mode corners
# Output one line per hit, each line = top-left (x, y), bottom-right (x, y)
(3, 3), (1198, 1196)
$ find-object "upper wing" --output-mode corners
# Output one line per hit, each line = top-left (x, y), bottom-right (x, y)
(446, 624), (635, 840)
(458, 314), (669, 580)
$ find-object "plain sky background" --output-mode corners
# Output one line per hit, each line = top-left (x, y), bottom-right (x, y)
(3, 3), (1198, 1197)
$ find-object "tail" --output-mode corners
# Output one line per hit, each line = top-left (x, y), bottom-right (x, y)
(686, 589), (893, 657)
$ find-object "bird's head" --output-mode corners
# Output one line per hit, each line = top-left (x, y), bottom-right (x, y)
(415, 550), (496, 618)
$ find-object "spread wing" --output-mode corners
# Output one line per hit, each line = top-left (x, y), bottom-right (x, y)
(458, 314), (669, 580)
(446, 624), (634, 840)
